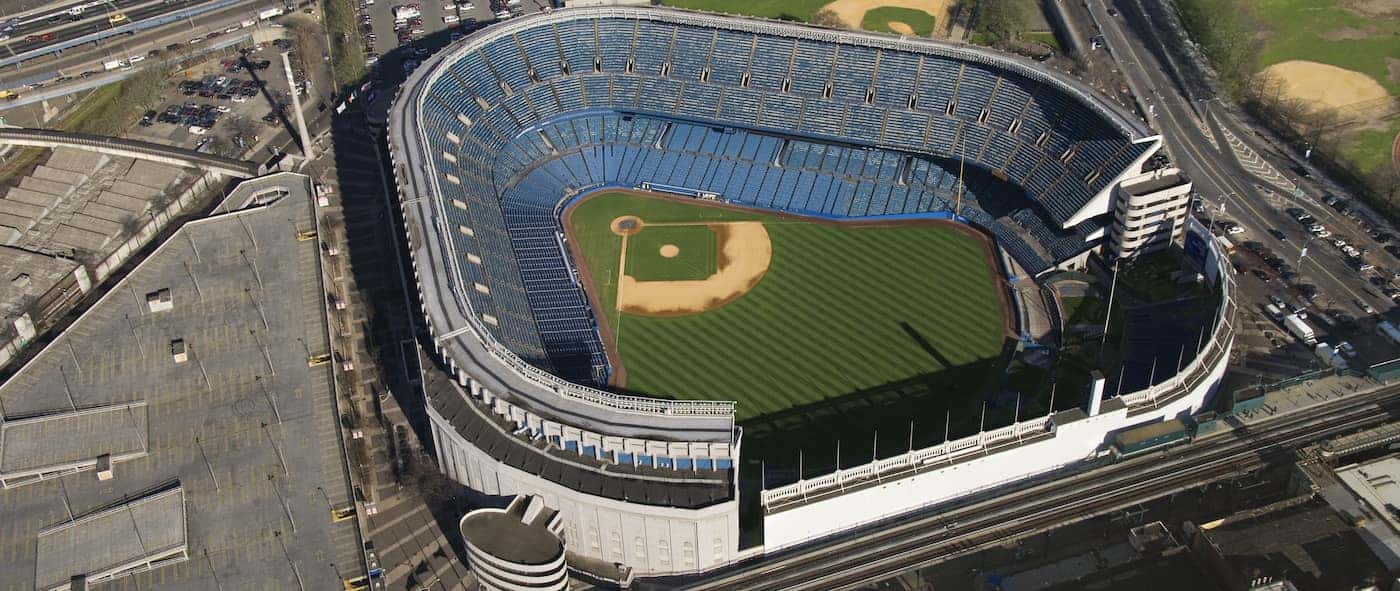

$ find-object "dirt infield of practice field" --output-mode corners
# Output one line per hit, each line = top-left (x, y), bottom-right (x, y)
(614, 220), (773, 317)
(822, 0), (953, 35)
(1260, 60), (1393, 112)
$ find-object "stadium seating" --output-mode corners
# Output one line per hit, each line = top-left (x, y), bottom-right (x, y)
(415, 12), (1150, 382)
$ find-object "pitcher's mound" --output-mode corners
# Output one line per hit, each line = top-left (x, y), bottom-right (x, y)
(887, 21), (913, 35)
(1260, 60), (1391, 111)
(659, 244), (680, 258)
(611, 215), (644, 236)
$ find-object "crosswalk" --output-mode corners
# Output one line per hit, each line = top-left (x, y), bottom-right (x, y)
(1211, 113), (1298, 194)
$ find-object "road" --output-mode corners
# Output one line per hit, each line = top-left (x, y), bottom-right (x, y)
(0, 0), (204, 52)
(678, 384), (1400, 591)
(1087, 0), (1395, 322)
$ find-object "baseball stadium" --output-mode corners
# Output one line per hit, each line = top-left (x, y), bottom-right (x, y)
(388, 6), (1235, 575)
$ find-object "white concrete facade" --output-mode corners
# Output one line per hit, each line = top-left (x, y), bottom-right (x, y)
(761, 354), (1224, 548)
(1109, 167), (1194, 259)
(428, 400), (740, 576)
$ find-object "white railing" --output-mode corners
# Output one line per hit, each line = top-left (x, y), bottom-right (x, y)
(762, 229), (1237, 507)
(762, 416), (1052, 507)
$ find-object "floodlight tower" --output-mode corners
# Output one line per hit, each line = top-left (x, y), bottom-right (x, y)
(279, 51), (314, 160)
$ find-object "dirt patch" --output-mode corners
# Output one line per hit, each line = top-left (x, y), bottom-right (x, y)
(1260, 60), (1393, 111)
(659, 244), (679, 258)
(1344, 0), (1400, 17)
(610, 215), (643, 236)
(886, 21), (914, 35)
(1320, 26), (1376, 41)
(617, 221), (772, 317)
(1388, 57), (1400, 85)
(822, 0), (955, 35)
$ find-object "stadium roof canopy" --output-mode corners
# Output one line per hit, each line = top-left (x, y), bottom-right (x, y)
(35, 486), (188, 591)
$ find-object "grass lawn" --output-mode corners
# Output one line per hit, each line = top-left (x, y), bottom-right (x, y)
(1251, 0), (1400, 96)
(1021, 30), (1061, 52)
(1061, 296), (1107, 325)
(1341, 120), (1400, 176)
(1245, 0), (1400, 178)
(860, 7), (936, 36)
(625, 224), (718, 281)
(567, 192), (1008, 422)
(0, 83), (131, 184)
(660, 0), (832, 22)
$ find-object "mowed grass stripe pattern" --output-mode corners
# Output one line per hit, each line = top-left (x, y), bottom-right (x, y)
(569, 193), (760, 327)
(626, 224), (718, 281)
(567, 193), (1006, 422)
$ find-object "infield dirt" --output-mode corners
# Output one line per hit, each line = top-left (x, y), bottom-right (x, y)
(617, 221), (773, 317)
(822, 0), (952, 34)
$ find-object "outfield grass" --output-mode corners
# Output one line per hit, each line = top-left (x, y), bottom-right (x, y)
(626, 224), (718, 281)
(660, 0), (832, 22)
(568, 192), (1007, 422)
(860, 7), (936, 36)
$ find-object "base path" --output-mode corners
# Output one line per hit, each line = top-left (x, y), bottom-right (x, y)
(618, 221), (772, 317)
(821, 0), (953, 35)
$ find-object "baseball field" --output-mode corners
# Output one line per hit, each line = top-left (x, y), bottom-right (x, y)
(564, 191), (1010, 422)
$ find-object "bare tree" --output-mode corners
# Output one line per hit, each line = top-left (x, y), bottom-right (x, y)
(809, 8), (846, 28)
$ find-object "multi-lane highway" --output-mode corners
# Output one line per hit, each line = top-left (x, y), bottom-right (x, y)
(680, 385), (1399, 591)
(1088, 0), (1396, 319)
(0, 0), (210, 53)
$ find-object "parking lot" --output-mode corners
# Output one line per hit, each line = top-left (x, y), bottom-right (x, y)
(125, 39), (311, 157)
(356, 0), (550, 73)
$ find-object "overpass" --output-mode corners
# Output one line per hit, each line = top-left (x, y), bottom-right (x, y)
(0, 127), (262, 178)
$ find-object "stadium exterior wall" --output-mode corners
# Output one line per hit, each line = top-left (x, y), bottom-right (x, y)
(761, 353), (1226, 548)
(427, 400), (741, 575)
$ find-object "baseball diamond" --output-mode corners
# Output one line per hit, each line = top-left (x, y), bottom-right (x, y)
(565, 191), (1012, 422)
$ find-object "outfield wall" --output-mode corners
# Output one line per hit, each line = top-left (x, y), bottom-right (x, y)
(760, 216), (1234, 549)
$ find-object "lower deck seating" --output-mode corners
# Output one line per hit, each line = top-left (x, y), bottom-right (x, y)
(485, 113), (1084, 381)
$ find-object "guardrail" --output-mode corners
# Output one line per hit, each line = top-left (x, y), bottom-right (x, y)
(0, 127), (261, 177)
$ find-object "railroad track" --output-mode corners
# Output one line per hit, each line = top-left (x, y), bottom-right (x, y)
(683, 387), (1400, 591)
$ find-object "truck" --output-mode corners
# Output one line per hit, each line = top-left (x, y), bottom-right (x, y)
(392, 5), (420, 19)
(1314, 343), (1348, 370)
(258, 6), (285, 20)
(1284, 313), (1317, 346)
(1378, 321), (1400, 346)
(102, 59), (126, 71)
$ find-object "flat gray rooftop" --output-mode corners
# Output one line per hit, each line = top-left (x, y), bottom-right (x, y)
(0, 402), (148, 481)
(35, 486), (187, 590)
(0, 173), (365, 589)
(461, 509), (561, 566)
